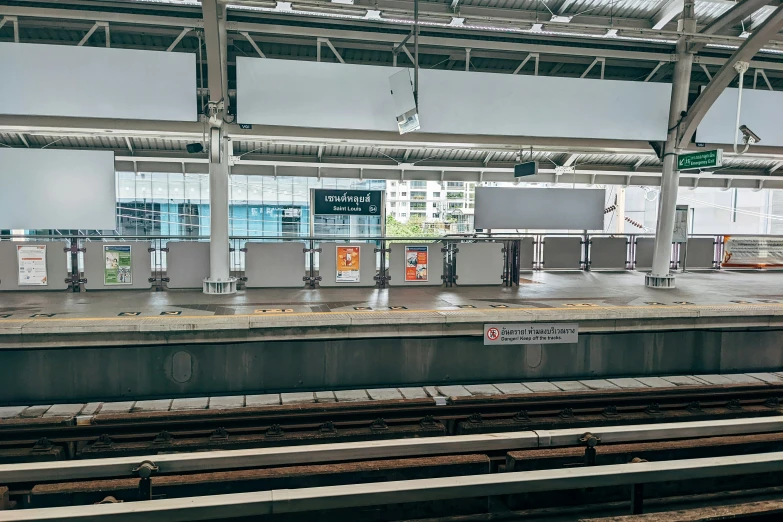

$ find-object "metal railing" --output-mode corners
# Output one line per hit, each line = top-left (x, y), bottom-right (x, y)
(1, 232), (779, 292)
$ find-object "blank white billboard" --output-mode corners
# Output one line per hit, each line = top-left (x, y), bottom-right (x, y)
(475, 187), (605, 230)
(236, 59), (671, 141)
(695, 88), (783, 147)
(0, 43), (196, 121)
(0, 149), (117, 230)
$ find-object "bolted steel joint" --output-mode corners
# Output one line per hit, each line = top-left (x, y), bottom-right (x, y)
(579, 432), (601, 447)
(132, 461), (159, 479)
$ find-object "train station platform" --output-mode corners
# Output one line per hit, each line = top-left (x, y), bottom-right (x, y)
(1, 270), (782, 405)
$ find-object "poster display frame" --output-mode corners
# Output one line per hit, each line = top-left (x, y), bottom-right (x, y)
(405, 245), (429, 282)
(722, 236), (783, 268)
(336, 245), (361, 283)
(104, 245), (133, 285)
(17, 245), (48, 286)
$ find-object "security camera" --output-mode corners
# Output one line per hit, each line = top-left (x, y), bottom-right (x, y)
(739, 125), (760, 145)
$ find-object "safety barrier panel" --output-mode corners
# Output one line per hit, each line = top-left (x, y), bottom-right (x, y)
(0, 233), (764, 291)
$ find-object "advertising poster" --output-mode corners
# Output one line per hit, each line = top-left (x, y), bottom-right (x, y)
(722, 236), (783, 268)
(17, 245), (48, 286)
(405, 246), (428, 282)
(336, 245), (360, 283)
(104, 245), (133, 285)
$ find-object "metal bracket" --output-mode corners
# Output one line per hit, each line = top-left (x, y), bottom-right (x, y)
(579, 432), (601, 466)
(303, 248), (322, 253)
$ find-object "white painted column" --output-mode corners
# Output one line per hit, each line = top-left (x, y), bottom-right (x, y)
(204, 134), (236, 294)
(646, 2), (695, 289)
(615, 187), (626, 234)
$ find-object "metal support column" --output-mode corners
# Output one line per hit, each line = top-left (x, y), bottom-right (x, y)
(204, 136), (237, 294)
(646, 1), (695, 289)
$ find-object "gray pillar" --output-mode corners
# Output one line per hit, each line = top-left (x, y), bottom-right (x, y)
(204, 134), (236, 294)
(646, 2), (695, 289)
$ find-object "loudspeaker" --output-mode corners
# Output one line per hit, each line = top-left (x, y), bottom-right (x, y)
(186, 143), (204, 154)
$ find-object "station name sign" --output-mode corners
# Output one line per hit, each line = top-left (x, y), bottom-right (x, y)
(484, 323), (579, 345)
(313, 189), (383, 216)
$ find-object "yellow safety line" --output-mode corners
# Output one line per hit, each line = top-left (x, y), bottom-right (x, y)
(0, 302), (781, 322)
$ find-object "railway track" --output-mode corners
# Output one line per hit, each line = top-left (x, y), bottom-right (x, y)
(1, 383), (781, 462)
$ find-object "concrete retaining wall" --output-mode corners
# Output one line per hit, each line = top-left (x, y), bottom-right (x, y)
(3, 327), (783, 404)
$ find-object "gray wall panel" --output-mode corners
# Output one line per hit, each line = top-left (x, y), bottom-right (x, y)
(245, 242), (306, 288)
(0, 149), (116, 230)
(634, 237), (656, 270)
(0, 43), (196, 121)
(83, 241), (152, 291)
(589, 237), (629, 270)
(680, 237), (716, 269)
(319, 243), (378, 287)
(542, 237), (583, 270)
(696, 88), (783, 147)
(475, 187), (605, 230)
(455, 242), (504, 285)
(519, 237), (536, 271)
(167, 242), (209, 289)
(237, 59), (670, 140)
(0, 241), (69, 291)
(389, 243), (443, 286)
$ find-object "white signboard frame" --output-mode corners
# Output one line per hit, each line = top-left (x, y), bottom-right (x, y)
(17, 245), (48, 286)
(484, 323), (578, 345)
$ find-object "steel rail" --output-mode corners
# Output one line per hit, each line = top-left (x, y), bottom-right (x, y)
(5, 451), (783, 521)
(1, 416), (782, 484)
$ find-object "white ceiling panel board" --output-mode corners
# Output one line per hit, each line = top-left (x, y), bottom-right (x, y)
(0, 148), (116, 230)
(695, 88), (783, 148)
(0, 43), (196, 122)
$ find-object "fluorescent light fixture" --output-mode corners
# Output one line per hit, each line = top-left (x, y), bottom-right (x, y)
(739, 31), (751, 38)
(365, 9), (382, 19)
(275, 1), (293, 11)
(549, 15), (572, 23)
(604, 29), (619, 37)
(449, 17), (465, 26)
(530, 23), (544, 32)
(331, 0), (354, 4)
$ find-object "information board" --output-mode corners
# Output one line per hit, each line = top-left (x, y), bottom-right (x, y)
(405, 246), (429, 281)
(104, 245), (133, 285)
(484, 323), (578, 345)
(336, 245), (361, 283)
(722, 236), (783, 268)
(17, 245), (48, 286)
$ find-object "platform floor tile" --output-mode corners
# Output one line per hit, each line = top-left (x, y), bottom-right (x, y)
(607, 378), (649, 389)
(0, 406), (27, 419)
(661, 375), (703, 386)
(579, 379), (619, 390)
(724, 374), (764, 384)
(693, 374), (733, 385)
(21, 405), (52, 418)
(398, 387), (428, 399)
(281, 392), (316, 404)
(464, 384), (501, 395)
(552, 381), (589, 392)
(170, 397), (209, 410)
(494, 383), (532, 394)
(81, 402), (103, 415)
(746, 372), (783, 383)
(209, 396), (245, 409)
(246, 394), (281, 407)
(436, 385), (472, 397)
(424, 386), (443, 397)
(333, 390), (370, 402)
(44, 404), (86, 417)
(635, 377), (675, 388)
(316, 391), (337, 402)
(99, 401), (135, 414)
(133, 399), (173, 412)
(367, 388), (403, 400)
(523, 381), (560, 392)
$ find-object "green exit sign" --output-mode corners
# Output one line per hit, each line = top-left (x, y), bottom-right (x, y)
(677, 149), (723, 170)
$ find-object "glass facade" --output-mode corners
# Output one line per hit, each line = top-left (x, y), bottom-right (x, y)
(114, 173), (385, 238)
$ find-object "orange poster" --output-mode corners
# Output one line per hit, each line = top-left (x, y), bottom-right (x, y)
(336, 246), (360, 283)
(405, 246), (428, 282)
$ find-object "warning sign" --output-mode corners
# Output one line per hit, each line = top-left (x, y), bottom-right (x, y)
(484, 323), (578, 345)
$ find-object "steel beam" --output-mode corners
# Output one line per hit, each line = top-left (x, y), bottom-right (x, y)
(77, 22), (100, 46)
(166, 27), (194, 52)
(240, 31), (266, 57)
(678, 4), (783, 148)
(691, 0), (774, 53)
(201, 0), (227, 107)
(651, 0), (683, 29)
